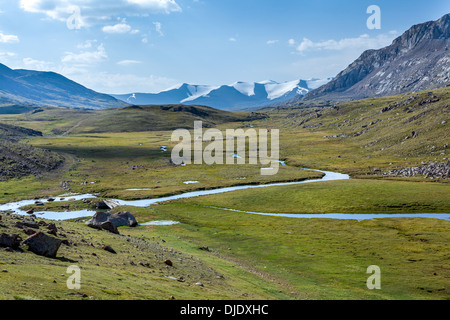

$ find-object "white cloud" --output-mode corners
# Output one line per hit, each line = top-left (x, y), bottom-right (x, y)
(77, 40), (97, 49)
(288, 39), (296, 46)
(0, 51), (16, 58)
(22, 57), (54, 70)
(117, 60), (142, 66)
(126, 0), (181, 13)
(103, 23), (132, 34)
(296, 32), (398, 53)
(0, 32), (19, 43)
(229, 37), (237, 42)
(62, 44), (108, 64)
(68, 71), (179, 94)
(19, 0), (182, 27)
(266, 40), (279, 45)
(19, 0), (182, 32)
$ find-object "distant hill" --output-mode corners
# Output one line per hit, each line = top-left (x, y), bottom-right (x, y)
(65, 104), (267, 134)
(0, 63), (127, 110)
(0, 122), (64, 180)
(4, 104), (267, 135)
(112, 79), (330, 111)
(269, 86), (449, 176)
(303, 13), (450, 102)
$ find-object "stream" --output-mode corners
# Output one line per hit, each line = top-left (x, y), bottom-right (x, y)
(0, 168), (449, 222)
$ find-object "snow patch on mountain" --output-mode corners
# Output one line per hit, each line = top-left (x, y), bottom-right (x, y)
(182, 84), (219, 103)
(112, 78), (331, 110)
(232, 81), (256, 96)
(264, 80), (303, 100)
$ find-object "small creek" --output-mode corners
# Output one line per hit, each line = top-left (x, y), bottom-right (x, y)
(0, 169), (448, 222)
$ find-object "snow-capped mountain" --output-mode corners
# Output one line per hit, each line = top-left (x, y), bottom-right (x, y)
(112, 79), (330, 110)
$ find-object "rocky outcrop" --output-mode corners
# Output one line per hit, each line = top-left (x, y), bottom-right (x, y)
(23, 232), (62, 258)
(0, 233), (22, 249)
(385, 161), (450, 179)
(304, 13), (450, 102)
(99, 221), (119, 234)
(95, 200), (120, 210)
(85, 211), (138, 232)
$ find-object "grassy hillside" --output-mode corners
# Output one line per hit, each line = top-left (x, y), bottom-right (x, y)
(0, 90), (448, 301)
(0, 212), (291, 300)
(264, 87), (449, 178)
(1, 200), (448, 300)
(0, 123), (64, 181)
(0, 105), (266, 135)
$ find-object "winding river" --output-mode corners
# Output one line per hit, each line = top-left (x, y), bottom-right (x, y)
(0, 168), (449, 222)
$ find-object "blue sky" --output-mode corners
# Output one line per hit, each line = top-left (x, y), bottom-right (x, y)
(0, 0), (448, 94)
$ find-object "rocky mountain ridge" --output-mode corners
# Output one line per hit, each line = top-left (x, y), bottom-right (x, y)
(303, 13), (450, 102)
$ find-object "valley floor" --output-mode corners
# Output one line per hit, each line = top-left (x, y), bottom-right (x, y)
(0, 89), (449, 300)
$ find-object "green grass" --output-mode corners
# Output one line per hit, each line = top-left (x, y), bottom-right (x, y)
(2, 200), (448, 300)
(0, 213), (291, 300)
(0, 88), (449, 300)
(178, 179), (450, 214)
(0, 105), (262, 135)
(2, 131), (320, 202)
(128, 202), (450, 300)
(264, 87), (450, 178)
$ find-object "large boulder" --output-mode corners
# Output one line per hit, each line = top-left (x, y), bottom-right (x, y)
(15, 221), (40, 229)
(96, 200), (120, 210)
(95, 201), (110, 210)
(86, 211), (138, 230)
(23, 232), (62, 258)
(100, 221), (119, 234)
(0, 233), (22, 249)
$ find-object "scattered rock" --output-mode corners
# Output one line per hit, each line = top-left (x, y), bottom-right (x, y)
(24, 228), (38, 236)
(0, 233), (22, 249)
(60, 181), (71, 191)
(15, 221), (40, 230)
(23, 232), (62, 258)
(164, 260), (173, 267)
(47, 223), (58, 236)
(67, 292), (88, 298)
(38, 221), (48, 227)
(385, 161), (450, 179)
(102, 245), (117, 254)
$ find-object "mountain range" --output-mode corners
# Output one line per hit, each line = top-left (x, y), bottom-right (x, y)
(111, 79), (330, 110)
(303, 13), (450, 102)
(0, 63), (127, 110)
(0, 13), (449, 111)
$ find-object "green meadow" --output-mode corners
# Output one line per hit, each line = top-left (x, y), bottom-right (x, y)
(0, 88), (449, 300)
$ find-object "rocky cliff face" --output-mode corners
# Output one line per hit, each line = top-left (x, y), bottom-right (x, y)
(304, 13), (450, 102)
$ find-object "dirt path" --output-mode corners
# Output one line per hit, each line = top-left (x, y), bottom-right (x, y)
(61, 117), (90, 136)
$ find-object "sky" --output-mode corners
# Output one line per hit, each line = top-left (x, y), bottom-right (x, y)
(0, 0), (449, 94)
